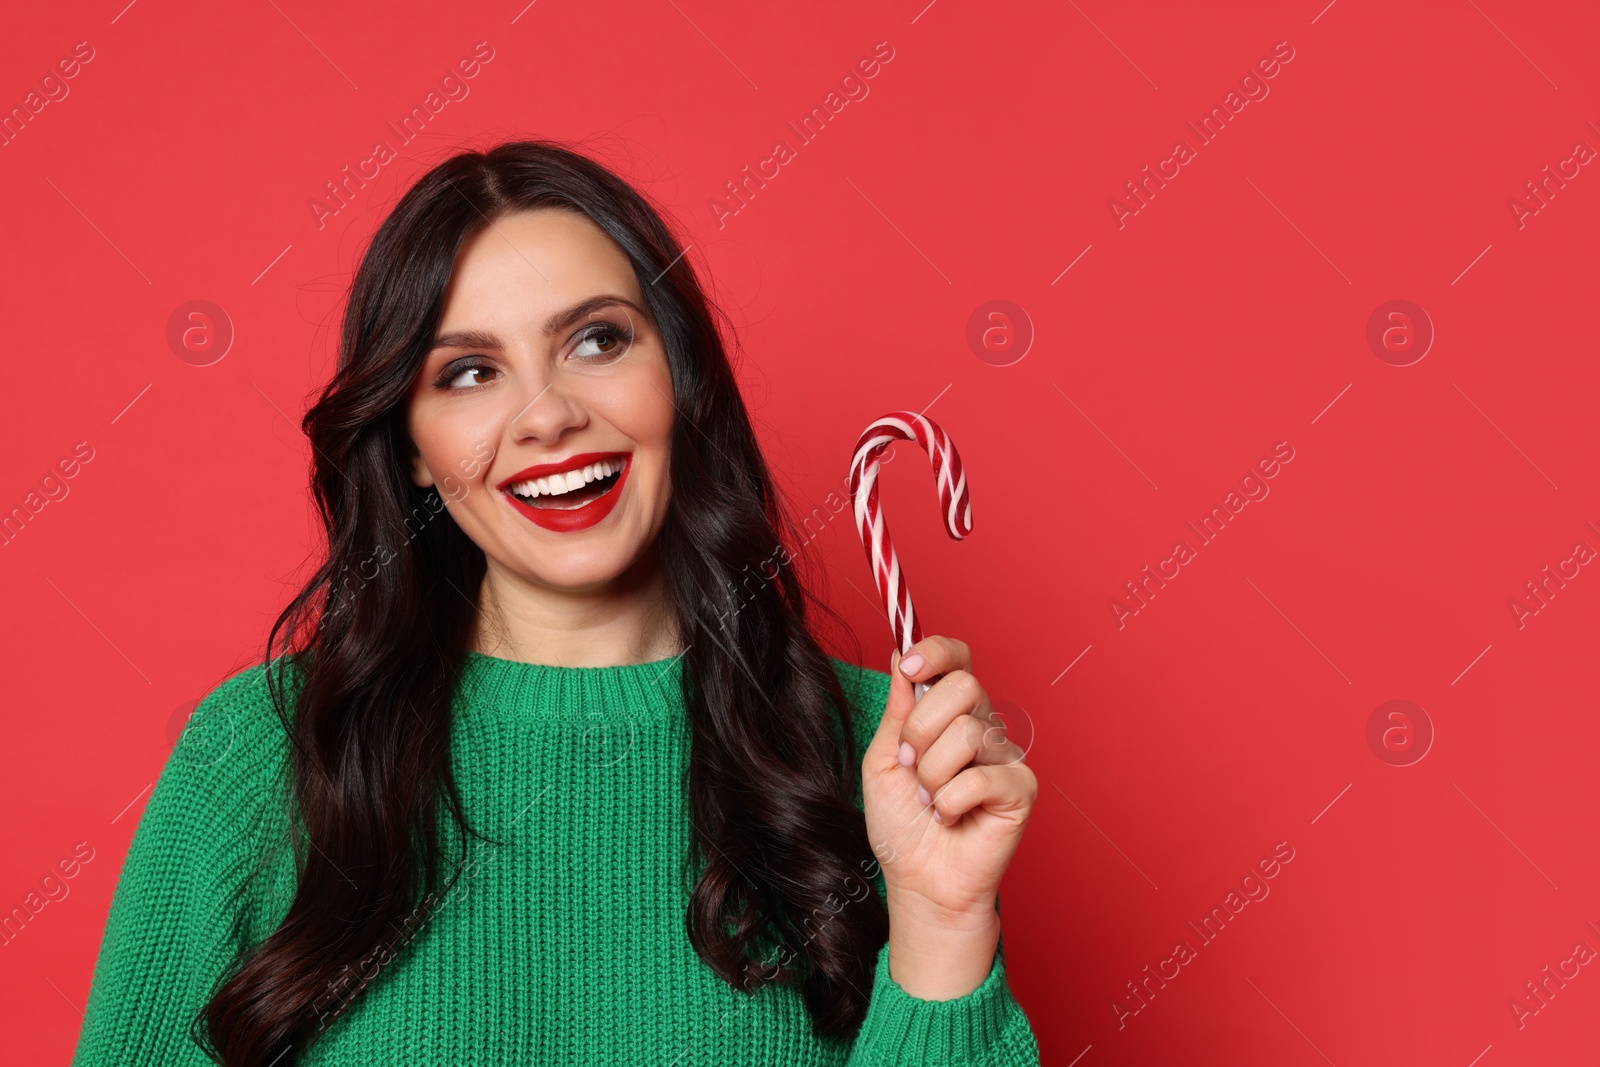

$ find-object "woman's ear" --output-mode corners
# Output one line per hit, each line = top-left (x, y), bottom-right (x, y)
(409, 442), (435, 489)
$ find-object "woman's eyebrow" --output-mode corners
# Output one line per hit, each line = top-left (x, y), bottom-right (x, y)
(430, 327), (502, 351)
(429, 295), (646, 351)
(543, 294), (646, 335)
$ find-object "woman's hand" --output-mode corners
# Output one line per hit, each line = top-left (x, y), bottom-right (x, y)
(861, 635), (1037, 999)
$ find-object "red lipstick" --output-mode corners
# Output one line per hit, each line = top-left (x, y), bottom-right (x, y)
(497, 451), (631, 533)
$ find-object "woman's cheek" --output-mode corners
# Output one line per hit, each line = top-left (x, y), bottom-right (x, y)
(609, 357), (674, 434)
(642, 369), (675, 510)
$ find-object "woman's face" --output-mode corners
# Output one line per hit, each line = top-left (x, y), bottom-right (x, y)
(407, 207), (675, 594)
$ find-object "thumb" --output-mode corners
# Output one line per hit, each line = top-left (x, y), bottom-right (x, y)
(866, 648), (918, 765)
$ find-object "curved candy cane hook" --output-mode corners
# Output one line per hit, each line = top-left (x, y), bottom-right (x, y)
(848, 411), (973, 701)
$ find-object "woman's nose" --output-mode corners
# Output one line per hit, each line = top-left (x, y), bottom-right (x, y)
(506, 375), (586, 441)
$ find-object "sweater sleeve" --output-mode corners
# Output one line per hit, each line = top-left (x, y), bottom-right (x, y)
(71, 663), (295, 1067)
(830, 659), (1042, 1066)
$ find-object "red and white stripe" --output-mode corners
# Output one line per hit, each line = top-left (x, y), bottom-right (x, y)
(848, 412), (972, 699)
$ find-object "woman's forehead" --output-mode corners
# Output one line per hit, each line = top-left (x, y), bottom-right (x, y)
(446, 209), (637, 306)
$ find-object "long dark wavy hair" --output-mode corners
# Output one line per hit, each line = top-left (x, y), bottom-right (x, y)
(192, 140), (888, 1065)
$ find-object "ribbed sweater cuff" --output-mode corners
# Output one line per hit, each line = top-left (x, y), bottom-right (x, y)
(852, 937), (1019, 1064)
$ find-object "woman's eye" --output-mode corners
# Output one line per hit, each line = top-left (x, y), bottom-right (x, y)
(571, 323), (632, 362)
(441, 363), (497, 390)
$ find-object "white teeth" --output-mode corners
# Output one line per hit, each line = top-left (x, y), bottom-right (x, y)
(508, 457), (624, 499)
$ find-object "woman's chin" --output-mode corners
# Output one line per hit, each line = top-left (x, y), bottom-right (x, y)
(507, 547), (641, 593)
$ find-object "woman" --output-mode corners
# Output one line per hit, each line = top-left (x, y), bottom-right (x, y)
(71, 141), (1040, 1066)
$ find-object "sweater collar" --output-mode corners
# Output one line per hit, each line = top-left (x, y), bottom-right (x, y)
(457, 648), (687, 720)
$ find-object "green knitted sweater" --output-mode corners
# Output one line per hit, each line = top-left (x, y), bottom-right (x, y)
(70, 651), (1040, 1065)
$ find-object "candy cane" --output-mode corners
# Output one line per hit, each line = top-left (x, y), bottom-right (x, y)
(849, 412), (973, 701)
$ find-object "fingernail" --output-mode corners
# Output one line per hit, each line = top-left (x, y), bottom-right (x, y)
(916, 784), (931, 806)
(900, 652), (925, 677)
(932, 808), (944, 824)
(897, 741), (916, 767)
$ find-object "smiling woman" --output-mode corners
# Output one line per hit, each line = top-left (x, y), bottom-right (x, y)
(404, 207), (677, 588)
(68, 141), (1040, 1067)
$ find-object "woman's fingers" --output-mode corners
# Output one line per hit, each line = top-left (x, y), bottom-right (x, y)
(913, 710), (1026, 808)
(897, 668), (987, 767)
(865, 648), (920, 771)
(896, 634), (972, 684)
(927, 762), (1039, 826)
(922, 704), (1024, 775)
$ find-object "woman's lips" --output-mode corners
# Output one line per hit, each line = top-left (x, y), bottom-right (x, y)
(496, 451), (632, 491)
(502, 454), (631, 533)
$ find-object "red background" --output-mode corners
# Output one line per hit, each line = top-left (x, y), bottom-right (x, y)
(4, 1), (1599, 1063)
